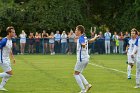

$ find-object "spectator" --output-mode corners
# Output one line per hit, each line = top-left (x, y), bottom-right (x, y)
(42, 30), (49, 54)
(48, 32), (55, 55)
(90, 27), (96, 53)
(104, 28), (111, 54)
(97, 31), (104, 54)
(12, 33), (17, 55)
(124, 31), (130, 53)
(28, 32), (34, 54)
(35, 32), (41, 53)
(118, 32), (124, 54)
(61, 31), (67, 54)
(54, 31), (61, 53)
(68, 29), (76, 54)
(19, 30), (26, 54)
(112, 32), (119, 53)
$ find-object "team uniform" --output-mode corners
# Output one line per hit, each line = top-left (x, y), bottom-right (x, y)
(0, 37), (13, 91)
(74, 35), (92, 93)
(74, 35), (90, 72)
(0, 37), (12, 72)
(127, 38), (136, 79)
(132, 37), (140, 88)
(127, 38), (136, 63)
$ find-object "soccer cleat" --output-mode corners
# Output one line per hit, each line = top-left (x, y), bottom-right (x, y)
(134, 86), (140, 88)
(127, 76), (131, 79)
(0, 87), (8, 91)
(79, 89), (86, 93)
(85, 84), (92, 92)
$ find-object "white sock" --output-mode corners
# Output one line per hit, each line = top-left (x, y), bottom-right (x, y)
(1, 77), (10, 87)
(136, 78), (140, 85)
(74, 75), (85, 90)
(127, 65), (131, 77)
(136, 69), (140, 85)
(79, 74), (89, 85)
(0, 72), (11, 78)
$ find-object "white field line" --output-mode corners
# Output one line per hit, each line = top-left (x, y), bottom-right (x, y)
(89, 63), (136, 77)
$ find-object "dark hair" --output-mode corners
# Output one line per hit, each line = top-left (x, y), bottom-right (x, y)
(131, 28), (138, 35)
(76, 25), (85, 34)
(6, 26), (14, 34)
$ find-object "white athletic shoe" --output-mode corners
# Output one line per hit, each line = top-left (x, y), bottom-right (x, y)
(127, 75), (131, 79)
(79, 89), (86, 93)
(85, 84), (92, 92)
(0, 87), (8, 91)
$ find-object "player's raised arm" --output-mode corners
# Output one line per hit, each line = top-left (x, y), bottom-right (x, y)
(88, 34), (99, 43)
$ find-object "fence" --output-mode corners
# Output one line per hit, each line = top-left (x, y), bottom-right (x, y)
(11, 38), (129, 55)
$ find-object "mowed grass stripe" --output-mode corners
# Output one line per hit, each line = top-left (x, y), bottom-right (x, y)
(0, 55), (139, 93)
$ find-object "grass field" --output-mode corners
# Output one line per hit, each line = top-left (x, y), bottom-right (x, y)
(0, 54), (140, 93)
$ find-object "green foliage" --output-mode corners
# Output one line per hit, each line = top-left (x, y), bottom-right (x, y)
(0, 0), (140, 36)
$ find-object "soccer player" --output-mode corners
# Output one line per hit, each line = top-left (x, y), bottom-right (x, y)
(126, 28), (137, 79)
(131, 28), (140, 88)
(74, 25), (99, 93)
(0, 26), (16, 91)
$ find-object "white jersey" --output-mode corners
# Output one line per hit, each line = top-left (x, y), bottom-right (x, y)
(0, 37), (12, 63)
(133, 38), (140, 60)
(127, 38), (136, 55)
(77, 35), (89, 62)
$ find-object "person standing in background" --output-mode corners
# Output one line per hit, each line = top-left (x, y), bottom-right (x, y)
(68, 29), (76, 54)
(54, 31), (61, 54)
(118, 32), (124, 54)
(35, 32), (41, 53)
(28, 32), (34, 54)
(90, 27), (96, 54)
(104, 28), (111, 54)
(42, 30), (49, 54)
(48, 32), (55, 55)
(12, 33), (17, 55)
(61, 31), (67, 54)
(124, 31), (130, 53)
(97, 31), (104, 54)
(112, 32), (119, 53)
(19, 30), (26, 54)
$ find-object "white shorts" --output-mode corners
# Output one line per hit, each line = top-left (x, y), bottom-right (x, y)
(20, 39), (26, 43)
(127, 55), (136, 64)
(74, 60), (89, 72)
(0, 61), (12, 72)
